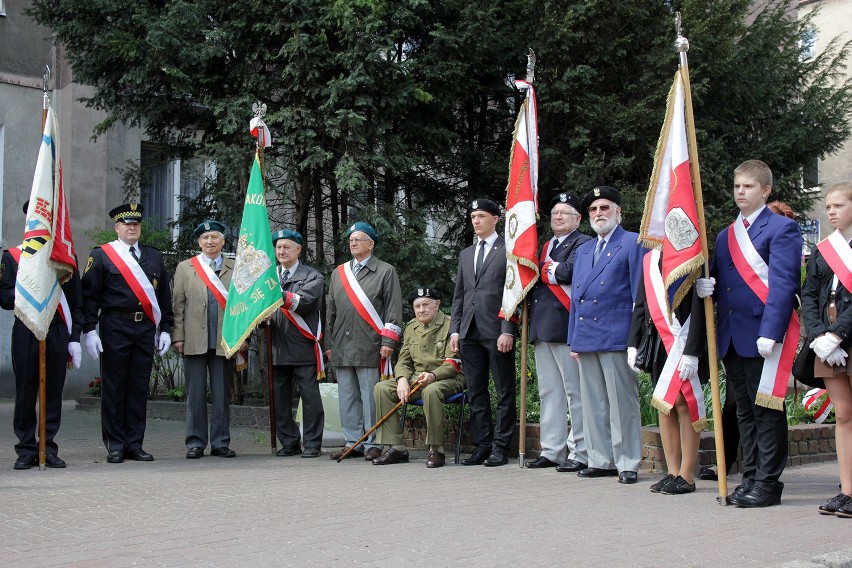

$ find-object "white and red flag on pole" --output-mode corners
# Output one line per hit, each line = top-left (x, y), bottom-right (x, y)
(15, 106), (77, 340)
(500, 79), (539, 319)
(639, 69), (705, 314)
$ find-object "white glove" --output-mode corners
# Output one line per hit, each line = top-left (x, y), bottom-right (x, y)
(627, 346), (640, 373)
(541, 261), (559, 285)
(678, 354), (699, 381)
(696, 277), (715, 299)
(756, 337), (776, 359)
(85, 330), (103, 360)
(810, 333), (843, 361)
(68, 342), (82, 369)
(157, 332), (171, 356)
(825, 347), (848, 368)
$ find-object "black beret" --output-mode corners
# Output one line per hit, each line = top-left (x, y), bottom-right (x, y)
(470, 198), (501, 217)
(406, 287), (443, 304)
(548, 192), (582, 214)
(580, 186), (621, 214)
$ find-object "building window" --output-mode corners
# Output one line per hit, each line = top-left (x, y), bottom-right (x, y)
(139, 143), (215, 236)
(802, 159), (819, 193)
(800, 27), (817, 61)
(0, 1), (6, 17)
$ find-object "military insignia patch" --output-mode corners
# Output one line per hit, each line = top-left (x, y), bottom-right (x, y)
(0, 263), (4, 280)
(472, 200), (479, 209)
(85, 256), (94, 273)
(593, 187), (601, 197)
(559, 193), (567, 202)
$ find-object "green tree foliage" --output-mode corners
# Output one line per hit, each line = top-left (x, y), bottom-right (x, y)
(29, 0), (852, 260)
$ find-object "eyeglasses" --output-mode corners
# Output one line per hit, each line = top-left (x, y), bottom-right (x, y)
(587, 204), (612, 213)
(348, 238), (371, 243)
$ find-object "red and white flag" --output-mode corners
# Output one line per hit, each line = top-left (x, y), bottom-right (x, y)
(501, 80), (539, 319)
(15, 107), (76, 340)
(639, 70), (705, 314)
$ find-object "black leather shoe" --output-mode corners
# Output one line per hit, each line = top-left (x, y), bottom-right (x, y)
(211, 447), (236, 458)
(276, 446), (302, 457)
(725, 483), (753, 506)
(484, 449), (508, 467)
(186, 447), (204, 459)
(618, 471), (638, 484)
(556, 459), (587, 473)
(301, 448), (321, 458)
(106, 450), (124, 464)
(125, 448), (154, 461)
(819, 493), (851, 515)
(13, 455), (36, 470)
(735, 486), (781, 508)
(461, 449), (489, 466)
(578, 467), (618, 478)
(698, 467), (718, 481)
(525, 456), (558, 469)
(45, 454), (66, 468)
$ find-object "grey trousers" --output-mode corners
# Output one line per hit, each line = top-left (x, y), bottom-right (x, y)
(535, 341), (586, 464)
(577, 350), (641, 472)
(273, 364), (324, 451)
(336, 366), (380, 450)
(184, 350), (233, 450)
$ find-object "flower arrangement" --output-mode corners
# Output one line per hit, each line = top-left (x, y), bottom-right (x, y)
(86, 377), (102, 397)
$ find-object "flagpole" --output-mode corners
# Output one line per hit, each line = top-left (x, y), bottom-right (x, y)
(37, 65), (52, 472)
(675, 14), (728, 504)
(253, 103), (278, 457)
(518, 299), (529, 467)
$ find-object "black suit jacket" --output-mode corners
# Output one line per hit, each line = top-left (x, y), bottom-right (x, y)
(450, 235), (516, 339)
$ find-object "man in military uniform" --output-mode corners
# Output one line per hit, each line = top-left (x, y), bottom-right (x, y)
(268, 229), (326, 458)
(82, 203), (174, 463)
(372, 288), (464, 468)
(326, 221), (403, 461)
(0, 201), (83, 469)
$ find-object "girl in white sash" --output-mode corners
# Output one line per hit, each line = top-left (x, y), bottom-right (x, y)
(802, 181), (852, 517)
(629, 250), (708, 495)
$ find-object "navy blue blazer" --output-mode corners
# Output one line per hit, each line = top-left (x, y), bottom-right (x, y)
(712, 207), (802, 358)
(529, 230), (592, 344)
(568, 225), (646, 352)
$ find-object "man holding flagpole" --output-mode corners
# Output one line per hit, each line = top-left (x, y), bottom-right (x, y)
(697, 160), (802, 507)
(1, 203), (82, 469)
(8, 105), (81, 470)
(82, 203), (174, 464)
(172, 220), (238, 459)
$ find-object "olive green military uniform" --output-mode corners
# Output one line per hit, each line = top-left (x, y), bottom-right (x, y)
(374, 310), (465, 446)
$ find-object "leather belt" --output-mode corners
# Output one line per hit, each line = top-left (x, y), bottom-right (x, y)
(104, 309), (147, 322)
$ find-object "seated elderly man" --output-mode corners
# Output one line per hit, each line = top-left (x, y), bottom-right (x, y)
(372, 288), (464, 468)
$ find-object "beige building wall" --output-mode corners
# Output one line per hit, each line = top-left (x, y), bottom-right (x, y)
(798, 0), (852, 239)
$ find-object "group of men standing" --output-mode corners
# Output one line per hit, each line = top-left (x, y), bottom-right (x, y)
(3, 160), (804, 508)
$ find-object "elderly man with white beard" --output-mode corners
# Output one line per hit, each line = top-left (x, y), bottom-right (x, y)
(567, 186), (647, 485)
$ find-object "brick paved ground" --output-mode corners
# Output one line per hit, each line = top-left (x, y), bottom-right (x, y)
(1, 400), (850, 568)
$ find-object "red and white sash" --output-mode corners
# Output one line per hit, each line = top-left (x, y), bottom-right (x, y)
(190, 255), (246, 369)
(101, 242), (161, 326)
(280, 308), (325, 380)
(816, 230), (852, 293)
(644, 250), (707, 431)
(727, 221), (799, 410)
(539, 240), (571, 311)
(337, 262), (402, 378)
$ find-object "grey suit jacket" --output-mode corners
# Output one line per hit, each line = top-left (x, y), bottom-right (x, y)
(450, 235), (516, 339)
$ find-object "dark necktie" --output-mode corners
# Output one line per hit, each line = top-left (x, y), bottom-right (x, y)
(593, 239), (605, 265)
(743, 218), (750, 229)
(282, 268), (290, 282)
(130, 246), (140, 263)
(475, 240), (486, 278)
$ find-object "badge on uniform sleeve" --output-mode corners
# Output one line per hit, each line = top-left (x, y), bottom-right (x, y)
(85, 256), (94, 273)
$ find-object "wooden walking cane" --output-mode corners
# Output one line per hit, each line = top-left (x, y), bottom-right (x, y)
(336, 381), (424, 463)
